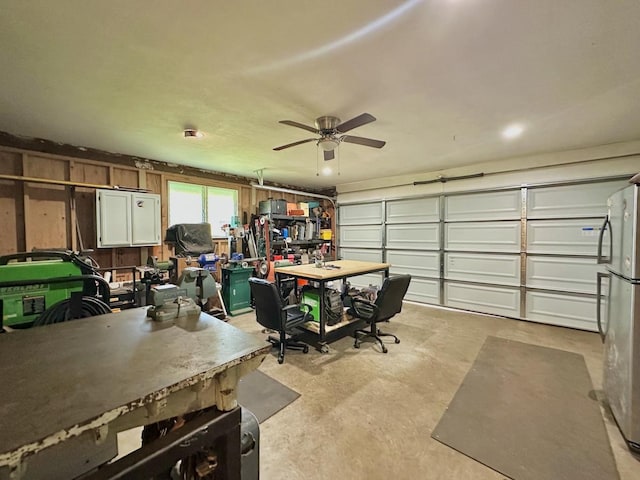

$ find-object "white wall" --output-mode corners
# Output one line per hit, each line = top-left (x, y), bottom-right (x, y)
(336, 140), (640, 203)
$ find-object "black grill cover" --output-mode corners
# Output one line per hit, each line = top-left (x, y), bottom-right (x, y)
(164, 223), (214, 256)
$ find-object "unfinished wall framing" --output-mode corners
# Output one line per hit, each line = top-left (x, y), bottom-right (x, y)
(0, 145), (335, 280)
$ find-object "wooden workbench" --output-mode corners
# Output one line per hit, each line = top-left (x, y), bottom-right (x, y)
(274, 260), (390, 351)
(0, 308), (270, 479)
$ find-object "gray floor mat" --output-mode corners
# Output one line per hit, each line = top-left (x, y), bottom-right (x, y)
(238, 370), (300, 423)
(431, 336), (619, 480)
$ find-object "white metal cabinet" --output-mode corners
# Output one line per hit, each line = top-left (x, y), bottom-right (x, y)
(131, 192), (161, 245)
(96, 189), (161, 248)
(97, 190), (132, 247)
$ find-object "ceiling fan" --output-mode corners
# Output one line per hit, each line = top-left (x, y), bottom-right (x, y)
(273, 113), (386, 160)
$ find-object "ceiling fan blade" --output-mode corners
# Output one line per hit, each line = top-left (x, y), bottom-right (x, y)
(341, 135), (386, 148)
(324, 149), (335, 161)
(336, 113), (376, 133)
(273, 138), (316, 151)
(279, 120), (318, 134)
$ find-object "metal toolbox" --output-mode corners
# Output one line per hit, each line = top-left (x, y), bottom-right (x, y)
(259, 199), (287, 215)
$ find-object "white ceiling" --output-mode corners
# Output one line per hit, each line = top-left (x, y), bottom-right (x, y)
(1, 0), (639, 189)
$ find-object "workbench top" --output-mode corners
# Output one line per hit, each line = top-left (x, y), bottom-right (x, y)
(0, 308), (269, 463)
(274, 259), (390, 280)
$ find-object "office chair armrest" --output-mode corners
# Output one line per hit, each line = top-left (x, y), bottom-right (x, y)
(282, 303), (312, 313)
(350, 297), (379, 320)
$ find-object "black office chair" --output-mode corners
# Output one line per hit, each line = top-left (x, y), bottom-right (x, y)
(248, 277), (311, 364)
(350, 274), (411, 353)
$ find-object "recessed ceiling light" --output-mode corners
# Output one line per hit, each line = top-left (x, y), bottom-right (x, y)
(183, 128), (204, 139)
(322, 166), (332, 175)
(502, 123), (524, 139)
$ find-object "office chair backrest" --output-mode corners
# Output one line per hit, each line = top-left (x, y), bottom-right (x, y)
(374, 274), (411, 322)
(248, 277), (284, 330)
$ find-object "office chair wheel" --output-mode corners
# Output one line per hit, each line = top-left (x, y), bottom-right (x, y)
(303, 345), (309, 354)
(278, 354), (284, 364)
(382, 346), (388, 354)
(354, 341), (360, 349)
(395, 338), (400, 344)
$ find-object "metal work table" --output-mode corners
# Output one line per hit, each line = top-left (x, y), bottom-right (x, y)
(274, 259), (390, 352)
(0, 308), (270, 480)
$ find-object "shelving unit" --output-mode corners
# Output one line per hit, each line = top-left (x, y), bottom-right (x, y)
(266, 213), (332, 255)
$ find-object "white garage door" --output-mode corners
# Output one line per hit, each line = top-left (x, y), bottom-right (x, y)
(337, 178), (627, 331)
(443, 189), (522, 318)
(338, 203), (384, 288)
(386, 196), (441, 304)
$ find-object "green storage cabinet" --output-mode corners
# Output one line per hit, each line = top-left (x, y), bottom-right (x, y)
(221, 266), (254, 316)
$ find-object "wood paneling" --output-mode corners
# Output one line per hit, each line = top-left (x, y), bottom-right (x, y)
(0, 151), (25, 253)
(0, 146), (334, 279)
(111, 168), (139, 189)
(23, 156), (70, 250)
(70, 162), (110, 250)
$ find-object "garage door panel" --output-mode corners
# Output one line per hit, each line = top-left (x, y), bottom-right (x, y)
(339, 203), (382, 225)
(446, 221), (521, 252)
(339, 248), (383, 263)
(445, 253), (520, 286)
(405, 277), (440, 304)
(348, 273), (385, 289)
(339, 225), (383, 248)
(444, 282), (520, 317)
(525, 291), (598, 331)
(387, 197), (440, 224)
(386, 223), (439, 250)
(527, 181), (627, 219)
(526, 256), (606, 294)
(527, 219), (606, 255)
(388, 250), (439, 277)
(445, 190), (521, 221)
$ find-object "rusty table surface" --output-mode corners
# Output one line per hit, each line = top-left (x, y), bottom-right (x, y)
(0, 307), (269, 465)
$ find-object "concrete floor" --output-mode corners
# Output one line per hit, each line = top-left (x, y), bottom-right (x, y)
(228, 302), (639, 480)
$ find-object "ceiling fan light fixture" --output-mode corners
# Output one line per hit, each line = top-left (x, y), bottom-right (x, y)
(318, 137), (339, 151)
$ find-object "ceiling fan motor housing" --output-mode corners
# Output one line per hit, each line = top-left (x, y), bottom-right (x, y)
(315, 116), (341, 133)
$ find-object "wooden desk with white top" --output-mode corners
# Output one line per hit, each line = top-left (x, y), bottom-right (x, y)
(273, 260), (390, 351)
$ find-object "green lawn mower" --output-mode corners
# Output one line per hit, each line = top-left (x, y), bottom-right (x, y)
(0, 250), (111, 329)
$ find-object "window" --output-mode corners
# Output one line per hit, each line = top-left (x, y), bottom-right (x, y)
(168, 181), (238, 237)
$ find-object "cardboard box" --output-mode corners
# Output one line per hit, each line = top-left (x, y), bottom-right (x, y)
(297, 202), (309, 217)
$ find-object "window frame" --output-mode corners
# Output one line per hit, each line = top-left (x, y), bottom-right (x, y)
(167, 180), (239, 238)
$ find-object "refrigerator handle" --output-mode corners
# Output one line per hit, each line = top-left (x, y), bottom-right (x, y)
(596, 216), (611, 265)
(596, 271), (610, 343)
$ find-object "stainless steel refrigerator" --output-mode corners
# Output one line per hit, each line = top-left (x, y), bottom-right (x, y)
(597, 177), (640, 452)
